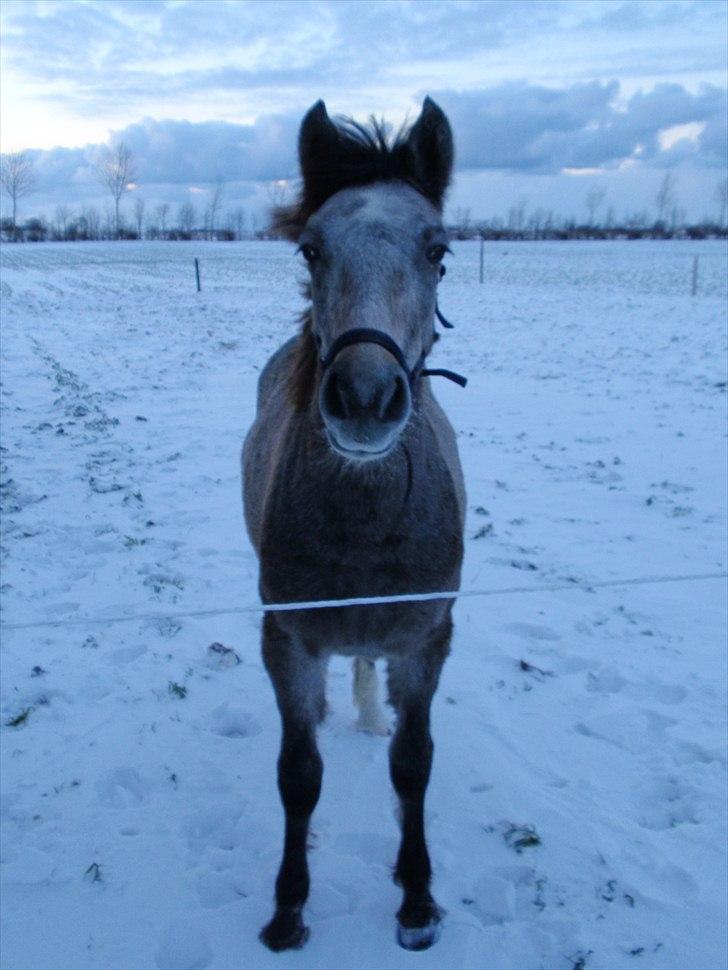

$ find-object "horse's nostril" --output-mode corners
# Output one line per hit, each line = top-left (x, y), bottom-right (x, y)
(322, 372), (350, 420)
(379, 375), (408, 424)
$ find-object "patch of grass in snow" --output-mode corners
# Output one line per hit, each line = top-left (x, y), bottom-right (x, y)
(503, 823), (542, 852)
(123, 535), (148, 547)
(570, 953), (592, 970)
(168, 681), (187, 699)
(519, 659), (555, 681)
(6, 707), (33, 727)
(84, 862), (102, 884)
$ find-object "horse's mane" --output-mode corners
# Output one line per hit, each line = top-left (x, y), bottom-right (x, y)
(287, 308), (318, 413)
(272, 115), (447, 241)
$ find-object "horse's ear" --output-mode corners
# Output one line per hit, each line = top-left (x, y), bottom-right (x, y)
(299, 100), (340, 201)
(404, 97), (453, 208)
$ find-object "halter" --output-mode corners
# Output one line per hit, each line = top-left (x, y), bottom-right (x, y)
(318, 274), (467, 389)
(319, 327), (467, 388)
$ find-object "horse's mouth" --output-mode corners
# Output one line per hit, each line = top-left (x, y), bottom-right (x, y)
(326, 429), (395, 462)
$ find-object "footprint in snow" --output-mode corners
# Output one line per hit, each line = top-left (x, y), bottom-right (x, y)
(155, 922), (213, 970)
(505, 622), (561, 642)
(210, 703), (261, 739)
(195, 870), (248, 909)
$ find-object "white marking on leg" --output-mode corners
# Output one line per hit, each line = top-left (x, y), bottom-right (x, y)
(352, 658), (390, 735)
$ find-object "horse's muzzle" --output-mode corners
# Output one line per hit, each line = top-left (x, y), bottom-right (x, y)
(319, 346), (412, 460)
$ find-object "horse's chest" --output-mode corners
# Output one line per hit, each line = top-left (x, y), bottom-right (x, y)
(260, 455), (462, 606)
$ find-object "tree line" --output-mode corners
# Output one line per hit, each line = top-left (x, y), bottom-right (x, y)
(0, 143), (263, 242)
(450, 175), (728, 241)
(2, 143), (727, 242)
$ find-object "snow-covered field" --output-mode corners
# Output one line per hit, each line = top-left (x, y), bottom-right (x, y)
(1, 239), (726, 970)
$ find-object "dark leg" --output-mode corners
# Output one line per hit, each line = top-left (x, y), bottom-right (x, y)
(387, 618), (451, 950)
(260, 614), (326, 951)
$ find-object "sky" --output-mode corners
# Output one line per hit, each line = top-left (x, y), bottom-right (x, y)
(1, 0), (726, 227)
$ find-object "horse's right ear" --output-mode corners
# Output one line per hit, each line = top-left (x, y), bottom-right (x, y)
(299, 101), (340, 204)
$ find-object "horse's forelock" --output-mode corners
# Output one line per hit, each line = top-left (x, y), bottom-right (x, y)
(271, 111), (451, 240)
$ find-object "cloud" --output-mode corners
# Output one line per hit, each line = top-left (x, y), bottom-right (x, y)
(3, 0), (725, 128)
(431, 81), (726, 173)
(11, 78), (724, 206)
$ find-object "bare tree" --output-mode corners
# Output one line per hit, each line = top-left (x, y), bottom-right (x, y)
(54, 205), (71, 240)
(96, 142), (135, 238)
(134, 197), (145, 239)
(228, 206), (246, 240)
(207, 181), (225, 239)
(716, 177), (728, 228)
(655, 173), (676, 225)
(585, 185), (606, 226)
(155, 203), (170, 238)
(178, 202), (195, 235)
(83, 206), (101, 241)
(266, 179), (290, 210)
(1, 151), (36, 227)
(507, 197), (528, 232)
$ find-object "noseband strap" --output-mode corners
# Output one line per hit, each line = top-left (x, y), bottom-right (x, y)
(319, 327), (467, 388)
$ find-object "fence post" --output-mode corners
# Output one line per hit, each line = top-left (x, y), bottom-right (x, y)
(479, 235), (484, 284)
(690, 255), (699, 297)
(194, 257), (201, 293)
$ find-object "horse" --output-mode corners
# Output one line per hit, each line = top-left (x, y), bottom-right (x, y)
(242, 97), (465, 952)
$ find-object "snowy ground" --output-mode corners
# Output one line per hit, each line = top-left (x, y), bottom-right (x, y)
(1, 239), (726, 970)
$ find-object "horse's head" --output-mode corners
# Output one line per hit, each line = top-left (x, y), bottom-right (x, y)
(280, 99), (454, 462)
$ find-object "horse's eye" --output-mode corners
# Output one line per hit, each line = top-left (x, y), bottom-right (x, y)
(426, 244), (447, 264)
(299, 243), (320, 263)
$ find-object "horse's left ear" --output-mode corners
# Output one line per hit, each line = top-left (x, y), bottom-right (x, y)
(404, 97), (453, 209)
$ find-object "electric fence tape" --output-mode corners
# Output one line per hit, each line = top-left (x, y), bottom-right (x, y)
(0, 571), (725, 633)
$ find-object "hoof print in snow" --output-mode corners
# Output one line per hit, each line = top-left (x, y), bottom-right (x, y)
(155, 922), (213, 969)
(210, 704), (261, 739)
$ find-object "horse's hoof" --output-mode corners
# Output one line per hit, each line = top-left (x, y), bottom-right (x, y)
(259, 909), (309, 951)
(397, 919), (441, 951)
(396, 895), (443, 950)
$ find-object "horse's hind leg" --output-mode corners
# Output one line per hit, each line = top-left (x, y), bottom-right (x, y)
(353, 658), (389, 735)
(387, 618), (451, 950)
(260, 614), (326, 951)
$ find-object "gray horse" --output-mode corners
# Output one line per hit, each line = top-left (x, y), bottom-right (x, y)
(242, 97), (465, 952)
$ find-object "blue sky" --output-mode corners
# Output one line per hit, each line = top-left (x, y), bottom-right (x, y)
(1, 0), (726, 225)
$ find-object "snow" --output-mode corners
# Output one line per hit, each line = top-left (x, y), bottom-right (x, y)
(1, 239), (726, 970)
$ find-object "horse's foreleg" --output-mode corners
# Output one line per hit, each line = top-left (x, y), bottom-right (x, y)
(260, 615), (325, 951)
(387, 619), (451, 950)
